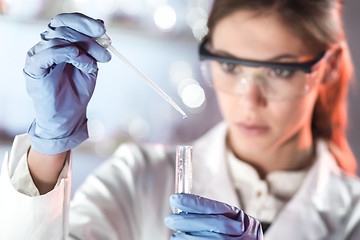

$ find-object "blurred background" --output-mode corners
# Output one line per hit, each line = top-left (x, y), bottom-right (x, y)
(0, 0), (359, 194)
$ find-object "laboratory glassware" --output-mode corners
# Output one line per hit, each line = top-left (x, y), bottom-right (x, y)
(175, 145), (193, 213)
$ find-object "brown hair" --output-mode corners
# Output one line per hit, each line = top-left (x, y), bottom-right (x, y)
(206, 0), (357, 174)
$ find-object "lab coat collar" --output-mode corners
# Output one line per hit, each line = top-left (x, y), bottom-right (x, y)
(265, 140), (353, 239)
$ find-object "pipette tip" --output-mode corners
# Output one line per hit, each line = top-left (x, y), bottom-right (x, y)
(168, 99), (187, 119)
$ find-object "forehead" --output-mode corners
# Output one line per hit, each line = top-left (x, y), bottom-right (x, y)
(212, 10), (313, 60)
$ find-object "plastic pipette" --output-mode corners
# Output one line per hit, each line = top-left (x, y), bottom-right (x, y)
(95, 34), (187, 119)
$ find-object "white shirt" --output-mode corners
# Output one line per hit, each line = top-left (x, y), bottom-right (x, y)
(227, 149), (308, 222)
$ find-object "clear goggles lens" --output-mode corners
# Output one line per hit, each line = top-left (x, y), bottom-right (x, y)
(200, 59), (325, 100)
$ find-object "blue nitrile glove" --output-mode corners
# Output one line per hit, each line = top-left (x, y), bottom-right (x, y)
(24, 12), (111, 154)
(165, 193), (263, 240)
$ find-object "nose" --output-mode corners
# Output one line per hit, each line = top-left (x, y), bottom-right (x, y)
(235, 70), (266, 108)
(234, 75), (250, 95)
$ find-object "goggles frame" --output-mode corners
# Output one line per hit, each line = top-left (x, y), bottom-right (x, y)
(199, 38), (326, 74)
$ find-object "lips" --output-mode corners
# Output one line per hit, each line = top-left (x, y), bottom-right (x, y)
(236, 122), (270, 136)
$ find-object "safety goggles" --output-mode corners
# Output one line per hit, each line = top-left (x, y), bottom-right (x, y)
(199, 38), (330, 100)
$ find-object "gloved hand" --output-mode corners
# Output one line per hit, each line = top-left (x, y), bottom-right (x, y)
(165, 193), (263, 240)
(24, 12), (111, 154)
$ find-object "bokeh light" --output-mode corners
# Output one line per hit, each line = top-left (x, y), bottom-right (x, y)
(186, 7), (209, 40)
(169, 60), (193, 85)
(191, 19), (208, 40)
(178, 78), (205, 109)
(153, 4), (177, 31)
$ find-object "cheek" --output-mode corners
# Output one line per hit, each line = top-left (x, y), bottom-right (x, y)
(269, 89), (319, 137)
(215, 92), (237, 121)
(271, 102), (308, 130)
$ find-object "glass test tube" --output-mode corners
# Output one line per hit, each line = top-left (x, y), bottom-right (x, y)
(175, 145), (193, 213)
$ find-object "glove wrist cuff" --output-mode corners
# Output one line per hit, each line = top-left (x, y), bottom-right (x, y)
(27, 120), (89, 155)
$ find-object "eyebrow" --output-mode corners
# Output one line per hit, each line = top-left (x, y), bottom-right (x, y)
(212, 49), (299, 62)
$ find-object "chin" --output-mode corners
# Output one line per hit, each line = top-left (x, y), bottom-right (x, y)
(228, 131), (274, 155)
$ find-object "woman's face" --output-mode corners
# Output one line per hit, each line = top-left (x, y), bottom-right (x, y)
(212, 10), (322, 157)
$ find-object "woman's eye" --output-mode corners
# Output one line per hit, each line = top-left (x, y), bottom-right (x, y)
(220, 62), (238, 73)
(268, 68), (295, 79)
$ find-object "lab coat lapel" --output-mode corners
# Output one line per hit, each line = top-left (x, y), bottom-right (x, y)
(191, 122), (240, 208)
(265, 140), (351, 240)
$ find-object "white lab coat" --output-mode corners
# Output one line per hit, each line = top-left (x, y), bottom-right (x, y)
(1, 122), (360, 240)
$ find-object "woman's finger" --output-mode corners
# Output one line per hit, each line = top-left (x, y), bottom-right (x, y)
(25, 46), (97, 77)
(165, 213), (244, 236)
(170, 194), (240, 218)
(49, 12), (105, 38)
(41, 27), (111, 63)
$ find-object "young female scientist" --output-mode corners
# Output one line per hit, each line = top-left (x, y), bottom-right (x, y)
(1, 0), (360, 239)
